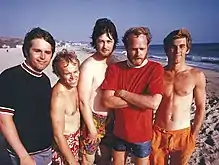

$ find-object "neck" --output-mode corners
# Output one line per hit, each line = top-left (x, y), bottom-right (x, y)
(127, 59), (148, 68)
(167, 60), (187, 72)
(93, 52), (108, 62)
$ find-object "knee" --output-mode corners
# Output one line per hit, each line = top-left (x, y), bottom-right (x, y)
(81, 154), (95, 165)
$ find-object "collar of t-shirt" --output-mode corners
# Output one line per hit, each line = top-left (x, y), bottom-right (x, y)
(126, 59), (148, 68)
(21, 61), (43, 77)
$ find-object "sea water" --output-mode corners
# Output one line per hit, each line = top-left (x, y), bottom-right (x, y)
(115, 43), (219, 72)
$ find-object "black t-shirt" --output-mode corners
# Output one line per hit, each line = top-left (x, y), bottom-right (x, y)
(0, 63), (52, 154)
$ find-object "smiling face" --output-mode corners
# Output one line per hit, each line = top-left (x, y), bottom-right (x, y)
(95, 33), (115, 58)
(167, 37), (190, 64)
(26, 38), (53, 72)
(126, 34), (148, 66)
(58, 61), (79, 88)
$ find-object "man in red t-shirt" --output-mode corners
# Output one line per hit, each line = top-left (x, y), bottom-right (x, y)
(101, 27), (164, 165)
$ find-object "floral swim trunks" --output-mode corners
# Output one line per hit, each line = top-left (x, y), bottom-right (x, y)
(52, 129), (80, 165)
(80, 112), (114, 155)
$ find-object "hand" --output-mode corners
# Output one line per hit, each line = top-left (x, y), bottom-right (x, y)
(87, 130), (99, 144)
(115, 89), (125, 98)
(20, 154), (36, 165)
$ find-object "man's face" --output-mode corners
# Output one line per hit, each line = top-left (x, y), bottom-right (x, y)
(167, 37), (190, 64)
(126, 34), (148, 66)
(96, 33), (115, 58)
(58, 61), (79, 88)
(26, 38), (53, 72)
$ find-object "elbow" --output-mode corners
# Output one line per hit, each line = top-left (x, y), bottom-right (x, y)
(102, 98), (113, 109)
(150, 100), (161, 110)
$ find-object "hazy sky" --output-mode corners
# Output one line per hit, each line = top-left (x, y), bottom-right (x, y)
(1, 0), (219, 44)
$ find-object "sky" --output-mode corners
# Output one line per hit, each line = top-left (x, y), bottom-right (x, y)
(0, 0), (219, 44)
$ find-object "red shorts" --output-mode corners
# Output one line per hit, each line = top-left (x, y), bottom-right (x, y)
(52, 129), (80, 164)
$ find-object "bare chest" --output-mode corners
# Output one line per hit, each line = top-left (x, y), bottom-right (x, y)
(65, 92), (78, 116)
(164, 72), (195, 96)
(93, 66), (107, 89)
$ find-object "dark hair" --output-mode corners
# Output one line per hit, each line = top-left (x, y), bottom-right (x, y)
(163, 28), (192, 53)
(22, 27), (56, 58)
(122, 27), (152, 48)
(91, 18), (118, 50)
(52, 49), (80, 77)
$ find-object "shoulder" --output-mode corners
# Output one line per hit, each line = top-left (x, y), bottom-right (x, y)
(148, 60), (163, 68)
(189, 67), (206, 86)
(0, 65), (21, 80)
(52, 82), (67, 99)
(147, 60), (164, 73)
(80, 55), (96, 69)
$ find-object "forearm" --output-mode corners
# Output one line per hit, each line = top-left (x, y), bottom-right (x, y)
(103, 96), (128, 109)
(191, 106), (205, 136)
(119, 90), (160, 110)
(54, 134), (77, 163)
(0, 117), (28, 158)
(79, 102), (96, 133)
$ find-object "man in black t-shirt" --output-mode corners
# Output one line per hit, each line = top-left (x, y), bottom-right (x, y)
(0, 27), (56, 165)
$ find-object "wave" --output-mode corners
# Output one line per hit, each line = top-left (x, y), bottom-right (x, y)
(186, 55), (219, 64)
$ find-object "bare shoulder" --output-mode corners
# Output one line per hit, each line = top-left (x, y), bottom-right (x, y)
(52, 82), (67, 101)
(80, 55), (96, 70)
(190, 67), (206, 84)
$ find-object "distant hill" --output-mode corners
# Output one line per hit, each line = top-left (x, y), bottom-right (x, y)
(0, 37), (23, 48)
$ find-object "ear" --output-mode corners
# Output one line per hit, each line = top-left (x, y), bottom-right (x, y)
(186, 48), (190, 54)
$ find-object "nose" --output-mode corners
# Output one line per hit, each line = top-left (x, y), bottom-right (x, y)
(40, 52), (46, 59)
(176, 47), (181, 54)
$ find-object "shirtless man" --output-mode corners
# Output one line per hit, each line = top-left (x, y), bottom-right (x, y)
(78, 18), (118, 165)
(50, 49), (80, 165)
(150, 29), (206, 165)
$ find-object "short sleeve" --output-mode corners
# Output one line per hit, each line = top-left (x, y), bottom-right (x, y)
(101, 64), (119, 91)
(148, 64), (164, 95)
(0, 70), (15, 115)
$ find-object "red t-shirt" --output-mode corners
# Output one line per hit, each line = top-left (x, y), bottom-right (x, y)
(101, 60), (164, 143)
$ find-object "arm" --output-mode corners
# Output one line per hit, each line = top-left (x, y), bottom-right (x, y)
(102, 90), (128, 109)
(116, 90), (162, 110)
(0, 113), (35, 165)
(191, 71), (206, 137)
(78, 63), (97, 138)
(50, 91), (78, 164)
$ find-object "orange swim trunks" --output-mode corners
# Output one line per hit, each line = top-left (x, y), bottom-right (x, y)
(52, 129), (80, 165)
(150, 125), (196, 165)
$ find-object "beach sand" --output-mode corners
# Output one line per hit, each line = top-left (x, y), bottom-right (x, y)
(0, 47), (218, 164)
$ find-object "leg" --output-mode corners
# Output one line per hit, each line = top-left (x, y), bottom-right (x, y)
(150, 126), (169, 165)
(169, 129), (196, 165)
(95, 144), (112, 165)
(111, 136), (128, 165)
(81, 153), (96, 165)
(134, 156), (150, 165)
(113, 149), (126, 165)
(131, 140), (151, 165)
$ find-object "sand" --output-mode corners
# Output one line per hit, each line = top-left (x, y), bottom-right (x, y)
(0, 47), (218, 164)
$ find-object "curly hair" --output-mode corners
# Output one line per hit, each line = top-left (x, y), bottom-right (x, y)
(52, 49), (80, 77)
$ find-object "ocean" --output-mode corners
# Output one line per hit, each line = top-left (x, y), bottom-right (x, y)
(115, 43), (219, 72)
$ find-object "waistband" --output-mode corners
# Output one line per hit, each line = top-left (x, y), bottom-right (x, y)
(64, 128), (80, 137)
(8, 146), (52, 156)
(153, 124), (191, 134)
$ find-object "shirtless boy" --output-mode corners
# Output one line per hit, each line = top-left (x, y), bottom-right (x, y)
(78, 18), (118, 165)
(51, 49), (80, 165)
(150, 29), (206, 165)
